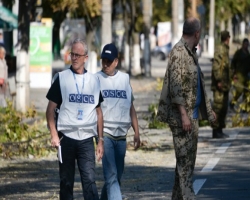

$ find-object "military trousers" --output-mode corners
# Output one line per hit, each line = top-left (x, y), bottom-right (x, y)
(231, 77), (248, 104)
(170, 119), (199, 200)
(212, 90), (229, 129)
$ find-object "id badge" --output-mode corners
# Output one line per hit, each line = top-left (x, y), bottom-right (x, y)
(77, 108), (83, 120)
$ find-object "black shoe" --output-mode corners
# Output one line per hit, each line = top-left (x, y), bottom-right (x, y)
(213, 129), (220, 138)
(218, 129), (229, 138)
(213, 129), (229, 138)
(219, 132), (229, 138)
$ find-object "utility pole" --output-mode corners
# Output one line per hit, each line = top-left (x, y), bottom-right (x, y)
(101, 0), (112, 49)
(208, 0), (215, 57)
(142, 0), (152, 77)
(16, 0), (35, 112)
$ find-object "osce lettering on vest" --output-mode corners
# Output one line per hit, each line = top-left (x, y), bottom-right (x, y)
(102, 90), (127, 99)
(69, 94), (95, 104)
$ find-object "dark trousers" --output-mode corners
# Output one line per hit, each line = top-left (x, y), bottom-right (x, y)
(212, 90), (229, 129)
(58, 133), (99, 200)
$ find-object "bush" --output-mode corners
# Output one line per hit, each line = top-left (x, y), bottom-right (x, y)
(145, 103), (168, 129)
(0, 100), (52, 159)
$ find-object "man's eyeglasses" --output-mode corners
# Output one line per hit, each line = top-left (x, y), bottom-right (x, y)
(69, 52), (87, 59)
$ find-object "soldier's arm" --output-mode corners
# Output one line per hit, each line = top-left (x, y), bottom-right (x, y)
(169, 47), (186, 106)
(169, 48), (192, 131)
(212, 48), (223, 81)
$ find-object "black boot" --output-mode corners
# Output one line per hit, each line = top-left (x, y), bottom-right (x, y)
(218, 128), (229, 138)
(213, 129), (228, 138)
(213, 129), (221, 138)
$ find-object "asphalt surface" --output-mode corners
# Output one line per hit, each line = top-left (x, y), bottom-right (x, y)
(1, 56), (250, 199)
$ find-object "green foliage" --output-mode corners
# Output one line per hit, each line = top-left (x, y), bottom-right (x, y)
(146, 103), (168, 129)
(0, 101), (52, 159)
(215, 0), (250, 21)
(231, 81), (250, 127)
(199, 120), (210, 127)
(156, 78), (163, 91)
(152, 0), (171, 26)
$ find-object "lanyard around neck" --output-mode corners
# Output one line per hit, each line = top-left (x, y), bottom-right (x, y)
(72, 71), (84, 95)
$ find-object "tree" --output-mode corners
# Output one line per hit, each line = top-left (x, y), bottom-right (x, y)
(152, 0), (171, 26)
(15, 0), (36, 112)
(200, 0), (250, 41)
(42, 0), (101, 53)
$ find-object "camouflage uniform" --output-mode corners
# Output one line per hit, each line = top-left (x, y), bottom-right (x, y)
(231, 48), (250, 105)
(211, 43), (231, 129)
(157, 38), (215, 200)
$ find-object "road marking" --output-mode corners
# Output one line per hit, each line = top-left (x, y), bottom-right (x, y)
(201, 158), (220, 172)
(216, 143), (231, 154)
(193, 179), (206, 195)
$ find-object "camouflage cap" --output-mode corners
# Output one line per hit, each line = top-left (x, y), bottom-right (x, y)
(221, 30), (230, 41)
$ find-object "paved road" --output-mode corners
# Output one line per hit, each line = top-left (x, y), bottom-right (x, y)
(1, 56), (250, 199)
(192, 128), (250, 200)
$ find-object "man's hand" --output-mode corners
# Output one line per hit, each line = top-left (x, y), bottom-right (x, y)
(51, 133), (60, 148)
(211, 110), (217, 124)
(134, 134), (140, 150)
(181, 114), (192, 132)
(96, 140), (104, 162)
(177, 105), (192, 132)
(233, 75), (238, 82)
(217, 82), (222, 90)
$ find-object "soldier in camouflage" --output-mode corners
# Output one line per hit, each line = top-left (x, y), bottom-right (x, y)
(211, 30), (232, 138)
(157, 17), (216, 200)
(230, 38), (250, 108)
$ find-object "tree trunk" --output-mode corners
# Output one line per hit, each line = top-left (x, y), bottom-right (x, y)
(122, 0), (130, 72)
(101, 0), (112, 48)
(132, 32), (141, 75)
(142, 0), (152, 77)
(220, 20), (225, 32)
(208, 0), (215, 57)
(86, 30), (98, 73)
(16, 0), (36, 112)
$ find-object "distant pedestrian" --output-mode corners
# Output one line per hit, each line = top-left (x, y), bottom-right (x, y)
(96, 43), (140, 200)
(0, 46), (8, 107)
(46, 38), (104, 200)
(157, 17), (216, 200)
(0, 32), (5, 48)
(211, 31), (232, 138)
(230, 38), (250, 108)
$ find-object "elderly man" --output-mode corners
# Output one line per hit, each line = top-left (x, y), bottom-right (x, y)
(157, 17), (216, 200)
(46, 39), (104, 200)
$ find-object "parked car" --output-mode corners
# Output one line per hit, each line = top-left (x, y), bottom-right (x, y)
(196, 42), (202, 57)
(152, 42), (172, 60)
